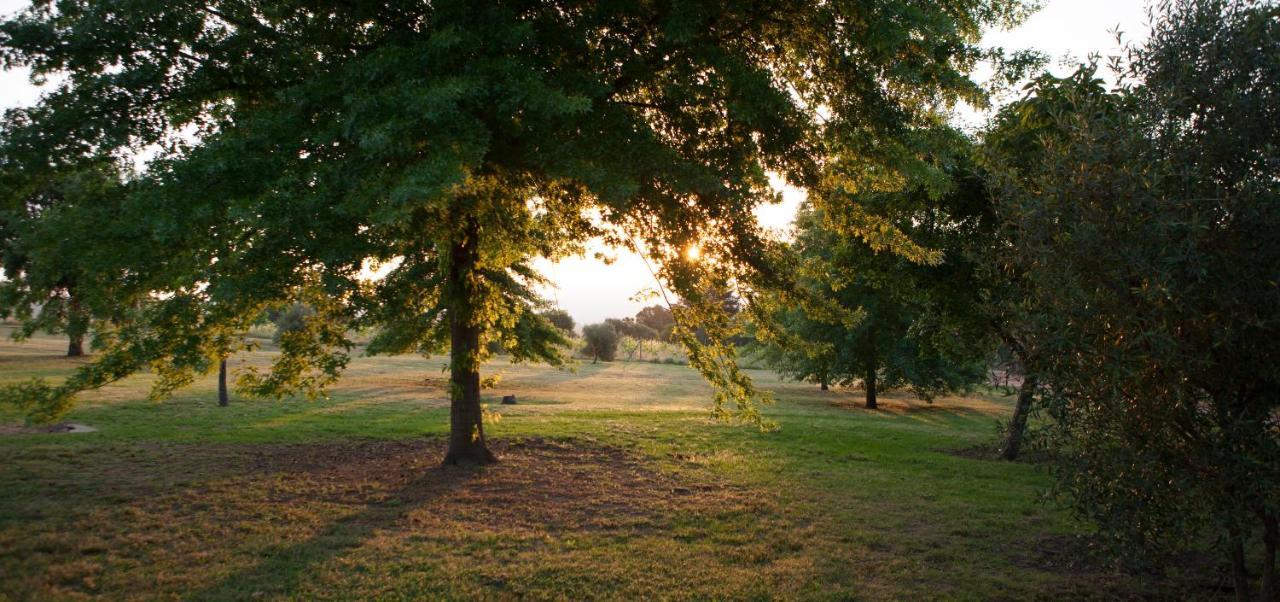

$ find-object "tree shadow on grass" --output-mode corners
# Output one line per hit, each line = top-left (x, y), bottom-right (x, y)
(190, 459), (476, 601)
(824, 397), (1005, 426)
(185, 436), (724, 601)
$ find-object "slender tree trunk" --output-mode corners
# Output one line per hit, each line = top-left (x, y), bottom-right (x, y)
(865, 359), (878, 410)
(217, 358), (229, 407)
(1229, 526), (1252, 602)
(1263, 513), (1277, 602)
(442, 220), (496, 466)
(67, 333), (85, 357)
(1001, 374), (1037, 461)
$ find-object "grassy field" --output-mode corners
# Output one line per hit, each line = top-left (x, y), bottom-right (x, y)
(0, 328), (1220, 600)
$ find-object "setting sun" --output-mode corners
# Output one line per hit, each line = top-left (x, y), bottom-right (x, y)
(684, 243), (701, 262)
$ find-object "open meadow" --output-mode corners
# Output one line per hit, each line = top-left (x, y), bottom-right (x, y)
(0, 328), (1221, 600)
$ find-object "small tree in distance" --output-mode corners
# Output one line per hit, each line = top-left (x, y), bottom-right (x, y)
(635, 305), (676, 342)
(581, 323), (619, 363)
(755, 172), (993, 410)
(540, 309), (575, 334)
(271, 303), (314, 344)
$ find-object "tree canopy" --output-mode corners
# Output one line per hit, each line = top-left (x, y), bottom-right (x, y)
(0, 0), (1034, 463)
(539, 308), (575, 334)
(0, 163), (125, 359)
(581, 322), (619, 363)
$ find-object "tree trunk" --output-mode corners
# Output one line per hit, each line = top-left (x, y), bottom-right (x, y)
(217, 358), (229, 407)
(1263, 513), (1277, 602)
(67, 333), (84, 357)
(442, 220), (496, 466)
(820, 380), (829, 391)
(1001, 374), (1037, 461)
(1229, 527), (1252, 602)
(65, 293), (88, 357)
(865, 359), (878, 410)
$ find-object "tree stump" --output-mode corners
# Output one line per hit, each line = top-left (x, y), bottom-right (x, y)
(501, 395), (517, 405)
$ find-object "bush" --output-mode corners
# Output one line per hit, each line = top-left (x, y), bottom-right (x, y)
(581, 323), (618, 362)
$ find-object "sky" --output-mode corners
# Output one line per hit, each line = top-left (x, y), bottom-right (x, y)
(0, 0), (1150, 327)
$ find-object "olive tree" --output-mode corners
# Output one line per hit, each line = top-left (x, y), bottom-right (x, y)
(581, 323), (618, 363)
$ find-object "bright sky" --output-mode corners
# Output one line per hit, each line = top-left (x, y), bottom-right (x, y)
(0, 0), (1150, 327)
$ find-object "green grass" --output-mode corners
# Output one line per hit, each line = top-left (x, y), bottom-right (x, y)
(0, 328), (1217, 600)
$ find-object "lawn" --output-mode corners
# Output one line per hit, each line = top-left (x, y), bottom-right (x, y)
(0, 328), (1217, 600)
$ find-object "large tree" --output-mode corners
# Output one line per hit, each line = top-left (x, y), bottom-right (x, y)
(0, 0), (1032, 464)
(985, 1), (1280, 597)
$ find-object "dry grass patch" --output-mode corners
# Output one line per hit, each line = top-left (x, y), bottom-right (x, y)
(0, 437), (811, 600)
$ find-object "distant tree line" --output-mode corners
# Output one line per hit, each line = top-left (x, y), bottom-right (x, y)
(577, 304), (677, 364)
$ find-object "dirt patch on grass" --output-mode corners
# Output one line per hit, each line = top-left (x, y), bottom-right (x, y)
(1010, 533), (1115, 575)
(0, 422), (97, 435)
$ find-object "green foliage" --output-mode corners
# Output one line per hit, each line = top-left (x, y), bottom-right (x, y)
(634, 305), (675, 341)
(0, 163), (126, 351)
(270, 303), (314, 344)
(540, 308), (575, 334)
(581, 323), (618, 363)
(605, 317), (656, 342)
(0, 0), (1035, 435)
(755, 162), (995, 403)
(984, 0), (1280, 588)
